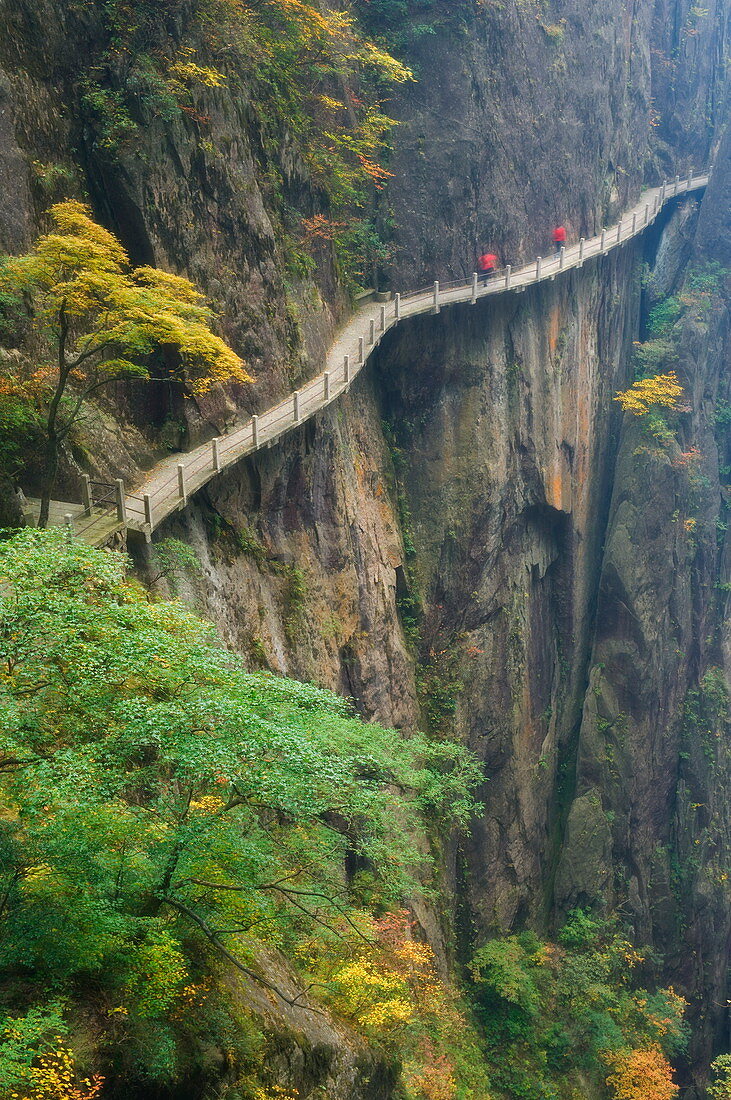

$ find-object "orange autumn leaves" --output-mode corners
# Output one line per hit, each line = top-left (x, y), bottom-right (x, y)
(605, 1045), (678, 1100)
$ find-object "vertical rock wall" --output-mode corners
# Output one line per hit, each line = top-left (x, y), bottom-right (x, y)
(375, 0), (729, 288)
(1, 0), (731, 1086)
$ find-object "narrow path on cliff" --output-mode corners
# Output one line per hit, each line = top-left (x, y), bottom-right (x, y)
(32, 171), (708, 546)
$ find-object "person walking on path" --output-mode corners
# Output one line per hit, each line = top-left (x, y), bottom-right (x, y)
(478, 250), (498, 285)
(552, 225), (567, 254)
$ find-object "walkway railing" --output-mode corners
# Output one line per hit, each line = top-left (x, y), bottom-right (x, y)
(40, 170), (711, 546)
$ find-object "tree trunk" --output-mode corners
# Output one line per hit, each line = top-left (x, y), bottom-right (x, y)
(37, 433), (59, 529)
(38, 304), (69, 530)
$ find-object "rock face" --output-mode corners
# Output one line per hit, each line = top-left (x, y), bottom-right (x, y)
(1, 0), (731, 1092)
(368, 0), (728, 289)
(157, 372), (418, 729)
(372, 247), (641, 934)
(557, 129), (731, 1086)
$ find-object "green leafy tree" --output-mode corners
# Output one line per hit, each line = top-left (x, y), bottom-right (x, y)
(469, 913), (687, 1100)
(0, 201), (250, 526)
(709, 1054), (731, 1099)
(0, 529), (479, 1086)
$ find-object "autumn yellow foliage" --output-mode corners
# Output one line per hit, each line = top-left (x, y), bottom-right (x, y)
(604, 1044), (678, 1100)
(1, 201), (250, 396)
(0, 200), (250, 521)
(614, 371), (684, 417)
(9, 1043), (103, 1100)
(299, 910), (493, 1100)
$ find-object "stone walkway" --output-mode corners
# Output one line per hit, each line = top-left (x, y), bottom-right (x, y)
(29, 171), (709, 546)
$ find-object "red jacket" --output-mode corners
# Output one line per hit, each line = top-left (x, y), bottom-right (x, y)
(479, 253), (498, 270)
(553, 226), (567, 243)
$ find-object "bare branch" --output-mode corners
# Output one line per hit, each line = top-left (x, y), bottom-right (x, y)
(161, 896), (326, 1015)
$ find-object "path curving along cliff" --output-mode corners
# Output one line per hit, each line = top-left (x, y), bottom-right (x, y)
(39, 171), (709, 546)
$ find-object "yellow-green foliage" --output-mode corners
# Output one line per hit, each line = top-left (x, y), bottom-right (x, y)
(299, 909), (494, 1099)
(1, 200), (249, 396)
(614, 371), (684, 417)
(8, 1045), (103, 1100)
(463, 915), (685, 1100)
(469, 912), (688, 1100)
(0, 529), (481, 1095)
(709, 1054), (731, 1098)
(73, 0), (413, 288)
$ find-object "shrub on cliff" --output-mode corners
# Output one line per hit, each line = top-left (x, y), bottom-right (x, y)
(68, 0), (413, 290)
(469, 911), (687, 1100)
(0, 528), (480, 1093)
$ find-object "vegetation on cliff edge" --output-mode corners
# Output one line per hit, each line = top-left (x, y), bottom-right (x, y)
(0, 201), (248, 524)
(0, 527), (481, 1097)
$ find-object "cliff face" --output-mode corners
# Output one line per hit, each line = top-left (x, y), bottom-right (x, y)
(369, 0), (728, 288)
(152, 183), (731, 1089)
(558, 133), (731, 1082)
(0, 0), (343, 477)
(372, 247), (641, 930)
(158, 371), (418, 731)
(1, 0), (731, 1093)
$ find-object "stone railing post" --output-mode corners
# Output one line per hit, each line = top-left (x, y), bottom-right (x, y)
(505, 264), (512, 289)
(115, 479), (127, 524)
(559, 246), (565, 270)
(674, 173), (680, 194)
(212, 437), (221, 472)
(293, 391), (300, 423)
(687, 167), (693, 190)
(471, 272), (478, 304)
(536, 256), (542, 279)
(433, 281), (440, 313)
(380, 304), (386, 333)
(324, 371), (331, 400)
(144, 494), (153, 529)
(600, 228), (607, 252)
(369, 318), (375, 344)
(644, 203), (649, 225)
(64, 513), (74, 537)
(81, 474), (92, 516)
(344, 355), (350, 384)
(616, 220), (622, 244)
(359, 337), (364, 364)
(177, 464), (186, 504)
(252, 414), (259, 448)
(394, 293), (401, 320)
(661, 180), (667, 203)
(578, 237), (585, 263)
(632, 212), (637, 234)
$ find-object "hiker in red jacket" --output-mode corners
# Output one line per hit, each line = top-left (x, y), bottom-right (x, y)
(478, 251), (498, 285)
(553, 225), (567, 254)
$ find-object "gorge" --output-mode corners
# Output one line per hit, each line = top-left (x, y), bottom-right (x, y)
(0, 1), (730, 1098)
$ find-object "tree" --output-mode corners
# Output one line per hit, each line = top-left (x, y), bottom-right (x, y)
(0, 201), (250, 526)
(709, 1054), (731, 1099)
(613, 371), (684, 417)
(0, 528), (480, 1085)
(604, 1046), (678, 1100)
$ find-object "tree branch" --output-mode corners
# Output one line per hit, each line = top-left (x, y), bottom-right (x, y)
(176, 877), (372, 942)
(161, 896), (326, 1014)
(0, 756), (38, 771)
(66, 339), (112, 371)
(56, 374), (144, 440)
